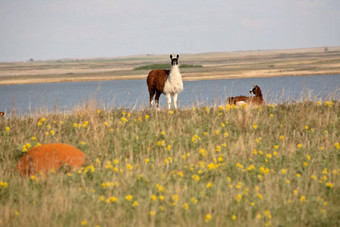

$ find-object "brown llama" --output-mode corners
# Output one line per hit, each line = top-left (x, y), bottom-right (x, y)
(146, 54), (183, 109)
(227, 85), (265, 106)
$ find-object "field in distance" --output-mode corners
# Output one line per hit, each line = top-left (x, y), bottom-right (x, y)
(1, 46), (340, 85)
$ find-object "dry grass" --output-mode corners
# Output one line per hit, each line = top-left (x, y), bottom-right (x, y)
(0, 98), (339, 226)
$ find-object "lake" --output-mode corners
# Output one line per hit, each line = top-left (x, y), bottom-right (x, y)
(0, 74), (339, 115)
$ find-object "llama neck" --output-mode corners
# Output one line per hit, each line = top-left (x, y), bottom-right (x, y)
(256, 90), (263, 98)
(170, 65), (181, 78)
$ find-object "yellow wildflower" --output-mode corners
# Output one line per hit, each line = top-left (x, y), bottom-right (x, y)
(132, 201), (139, 207)
(205, 214), (212, 223)
(125, 195), (133, 201)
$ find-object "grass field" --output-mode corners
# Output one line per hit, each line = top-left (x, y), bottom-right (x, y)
(0, 99), (339, 226)
(1, 46), (340, 84)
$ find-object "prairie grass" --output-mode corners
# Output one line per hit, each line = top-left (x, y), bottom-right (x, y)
(0, 100), (339, 226)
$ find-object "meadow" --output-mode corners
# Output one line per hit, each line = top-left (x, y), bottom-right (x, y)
(0, 99), (339, 226)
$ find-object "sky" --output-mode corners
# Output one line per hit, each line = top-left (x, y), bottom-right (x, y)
(1, 0), (340, 62)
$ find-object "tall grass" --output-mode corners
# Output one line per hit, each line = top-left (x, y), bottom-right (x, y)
(0, 99), (339, 226)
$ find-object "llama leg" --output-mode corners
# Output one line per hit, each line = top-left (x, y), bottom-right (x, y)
(166, 93), (172, 109)
(149, 90), (155, 107)
(173, 93), (178, 109)
(155, 91), (162, 110)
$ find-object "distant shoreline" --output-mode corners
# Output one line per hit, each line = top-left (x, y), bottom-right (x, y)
(0, 72), (339, 85)
(1, 47), (340, 85)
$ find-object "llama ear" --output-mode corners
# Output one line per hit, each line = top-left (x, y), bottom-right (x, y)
(170, 55), (173, 59)
(177, 54), (179, 59)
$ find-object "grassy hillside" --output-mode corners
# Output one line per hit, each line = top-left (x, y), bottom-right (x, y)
(0, 100), (339, 226)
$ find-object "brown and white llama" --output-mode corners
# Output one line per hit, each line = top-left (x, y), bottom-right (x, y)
(147, 54), (183, 109)
(227, 85), (265, 106)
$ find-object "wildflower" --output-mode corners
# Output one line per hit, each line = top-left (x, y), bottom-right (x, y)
(168, 110), (174, 114)
(306, 155), (311, 160)
(182, 203), (189, 210)
(293, 189), (298, 196)
(126, 164), (134, 170)
(300, 195), (306, 202)
(236, 163), (244, 169)
(151, 194), (157, 202)
(0, 181), (8, 189)
(232, 215), (237, 220)
(215, 130), (219, 135)
(311, 175), (317, 181)
(98, 196), (105, 201)
(263, 210), (272, 219)
(205, 214), (212, 223)
(297, 144), (303, 149)
(325, 182), (334, 188)
(296, 173), (301, 178)
(207, 162), (218, 170)
(191, 197), (198, 205)
(215, 145), (221, 152)
(156, 184), (165, 192)
(281, 169), (287, 174)
(31, 136), (37, 141)
(335, 143), (340, 150)
(235, 193), (242, 202)
(253, 124), (258, 129)
(322, 168), (328, 175)
(256, 213), (261, 219)
(149, 211), (156, 216)
(192, 174), (200, 182)
(279, 135), (284, 140)
(132, 201), (139, 207)
(303, 162), (308, 167)
(273, 145), (279, 149)
(145, 158), (150, 164)
(105, 196), (118, 203)
(158, 195), (164, 202)
(199, 148), (207, 157)
(145, 114), (150, 120)
(15, 211), (20, 216)
(81, 220), (88, 226)
(5, 126), (10, 132)
(125, 195), (133, 201)
(325, 101), (332, 107)
(304, 125), (309, 130)
(206, 182), (213, 188)
(285, 180), (291, 184)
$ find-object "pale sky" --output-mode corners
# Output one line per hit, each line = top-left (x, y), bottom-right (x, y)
(1, 0), (340, 62)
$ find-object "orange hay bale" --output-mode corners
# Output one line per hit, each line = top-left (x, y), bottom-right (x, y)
(15, 143), (86, 176)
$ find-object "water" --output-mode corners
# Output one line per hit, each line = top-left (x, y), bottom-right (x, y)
(0, 75), (339, 115)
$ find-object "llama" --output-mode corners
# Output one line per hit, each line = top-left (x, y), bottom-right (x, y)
(227, 85), (265, 106)
(146, 54), (183, 109)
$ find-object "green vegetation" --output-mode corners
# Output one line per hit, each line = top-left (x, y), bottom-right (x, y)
(0, 100), (339, 226)
(133, 64), (203, 71)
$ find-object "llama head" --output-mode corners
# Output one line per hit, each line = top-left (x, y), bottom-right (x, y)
(250, 85), (262, 96)
(170, 54), (179, 66)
